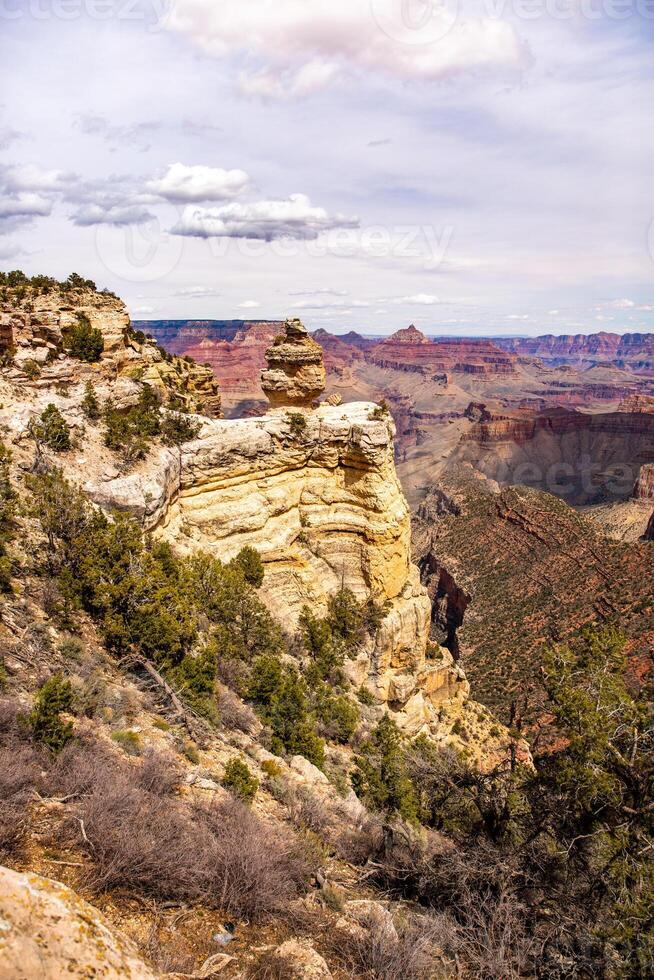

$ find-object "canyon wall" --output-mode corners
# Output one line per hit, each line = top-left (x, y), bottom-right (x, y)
(84, 319), (483, 741)
(497, 332), (654, 374)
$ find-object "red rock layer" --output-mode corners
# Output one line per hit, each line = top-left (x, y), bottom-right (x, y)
(462, 405), (654, 446)
(498, 332), (654, 374)
(368, 325), (517, 377)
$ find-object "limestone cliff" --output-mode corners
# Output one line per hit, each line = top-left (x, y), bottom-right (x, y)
(0, 286), (506, 756)
(84, 318), (498, 750)
(0, 281), (221, 417)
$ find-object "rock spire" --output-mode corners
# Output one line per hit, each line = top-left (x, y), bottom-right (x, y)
(261, 318), (326, 409)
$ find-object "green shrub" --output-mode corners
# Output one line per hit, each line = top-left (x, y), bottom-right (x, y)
(81, 381), (101, 420)
(261, 759), (283, 779)
(316, 691), (359, 743)
(32, 404), (71, 451)
(28, 674), (74, 752)
(286, 412), (307, 436)
(160, 411), (201, 446)
(229, 546), (264, 588)
(222, 757), (259, 804)
(352, 714), (418, 822)
(22, 359), (41, 380)
(357, 685), (375, 706)
(65, 313), (104, 362)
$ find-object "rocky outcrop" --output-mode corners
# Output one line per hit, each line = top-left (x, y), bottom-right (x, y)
(0, 285), (221, 417)
(84, 327), (487, 743)
(634, 464), (654, 501)
(261, 318), (326, 409)
(0, 865), (158, 979)
(645, 510), (654, 541)
(456, 405), (654, 504)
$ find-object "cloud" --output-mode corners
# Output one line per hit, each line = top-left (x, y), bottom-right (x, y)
(163, 0), (526, 98)
(289, 287), (348, 297)
(2, 163), (73, 193)
(132, 305), (155, 314)
(147, 163), (250, 203)
(174, 285), (222, 297)
(368, 138), (391, 148)
(395, 293), (440, 305)
(238, 300), (260, 309)
(607, 298), (635, 309)
(72, 203), (155, 227)
(0, 126), (24, 150)
(75, 113), (160, 152)
(171, 193), (359, 241)
(291, 296), (369, 310)
(0, 194), (52, 220)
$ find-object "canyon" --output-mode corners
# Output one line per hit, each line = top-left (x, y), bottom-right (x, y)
(497, 331), (654, 374)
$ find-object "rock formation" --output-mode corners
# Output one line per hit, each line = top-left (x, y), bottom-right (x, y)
(0, 866), (158, 979)
(497, 332), (654, 375)
(368, 325), (517, 377)
(634, 463), (654, 501)
(260, 318), (326, 409)
(0, 284), (221, 417)
(82, 313), (492, 746)
(645, 510), (654, 540)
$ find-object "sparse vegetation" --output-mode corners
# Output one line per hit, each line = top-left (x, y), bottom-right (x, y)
(64, 312), (104, 362)
(81, 381), (101, 420)
(222, 757), (259, 803)
(30, 403), (71, 451)
(285, 411), (307, 436)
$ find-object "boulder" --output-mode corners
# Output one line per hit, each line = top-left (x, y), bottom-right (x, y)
(0, 865), (157, 979)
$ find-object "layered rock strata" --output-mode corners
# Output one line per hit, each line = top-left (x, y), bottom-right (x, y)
(0, 286), (221, 416)
(86, 323), (478, 739)
(261, 318), (326, 409)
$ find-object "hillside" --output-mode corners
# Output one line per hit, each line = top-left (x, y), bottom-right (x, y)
(413, 465), (654, 723)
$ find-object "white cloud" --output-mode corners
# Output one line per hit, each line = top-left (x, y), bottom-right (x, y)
(132, 305), (155, 314)
(607, 298), (636, 309)
(171, 194), (358, 241)
(394, 293), (439, 305)
(291, 296), (370, 310)
(238, 300), (260, 309)
(174, 285), (222, 297)
(2, 163), (72, 193)
(147, 163), (250, 202)
(72, 203), (154, 227)
(163, 0), (526, 98)
(0, 193), (52, 219)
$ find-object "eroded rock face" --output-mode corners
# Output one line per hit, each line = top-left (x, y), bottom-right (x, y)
(260, 318), (326, 409)
(634, 464), (654, 501)
(85, 399), (474, 738)
(0, 286), (221, 417)
(0, 865), (157, 979)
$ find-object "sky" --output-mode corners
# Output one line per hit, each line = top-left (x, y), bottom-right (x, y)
(1, 0), (653, 336)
